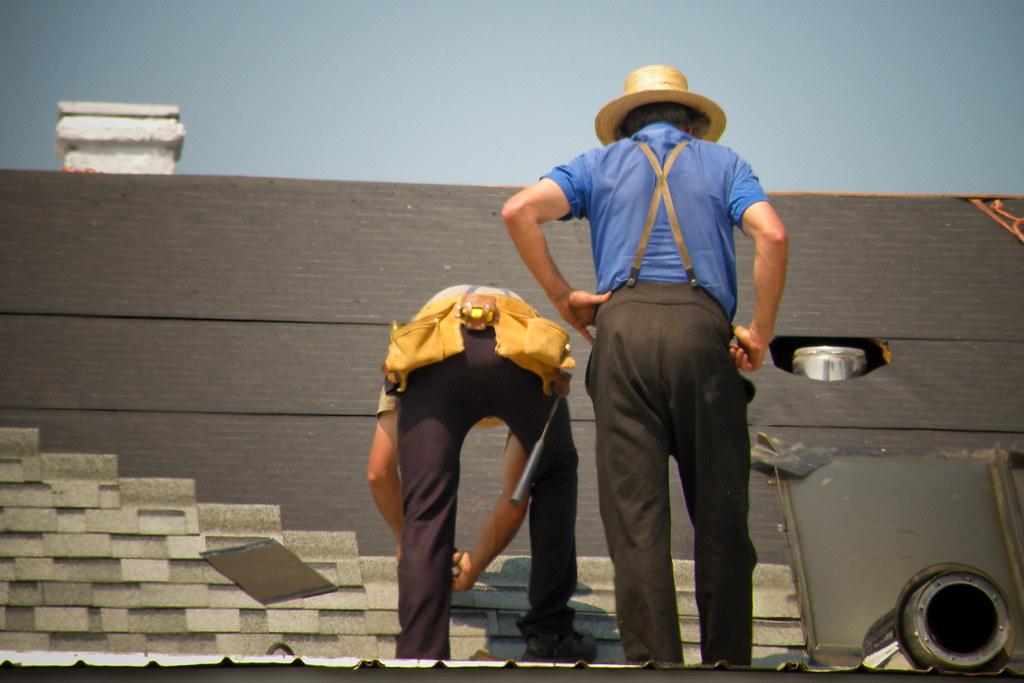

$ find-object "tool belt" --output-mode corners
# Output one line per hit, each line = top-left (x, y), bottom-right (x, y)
(383, 291), (575, 394)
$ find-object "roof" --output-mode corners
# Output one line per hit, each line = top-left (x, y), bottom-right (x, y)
(0, 169), (1022, 670)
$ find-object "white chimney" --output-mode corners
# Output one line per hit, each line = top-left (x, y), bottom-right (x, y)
(54, 101), (186, 174)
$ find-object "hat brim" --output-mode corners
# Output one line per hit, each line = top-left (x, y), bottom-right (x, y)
(594, 89), (726, 145)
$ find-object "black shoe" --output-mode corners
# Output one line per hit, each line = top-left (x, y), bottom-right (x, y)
(522, 630), (597, 663)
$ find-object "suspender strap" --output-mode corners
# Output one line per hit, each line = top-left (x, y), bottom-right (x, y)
(626, 141), (698, 288)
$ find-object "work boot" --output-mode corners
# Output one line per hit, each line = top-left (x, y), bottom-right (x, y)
(522, 630), (597, 663)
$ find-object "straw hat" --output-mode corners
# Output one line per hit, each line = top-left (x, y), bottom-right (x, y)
(594, 64), (726, 144)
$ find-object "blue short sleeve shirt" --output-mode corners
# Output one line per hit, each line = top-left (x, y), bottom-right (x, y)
(544, 122), (768, 320)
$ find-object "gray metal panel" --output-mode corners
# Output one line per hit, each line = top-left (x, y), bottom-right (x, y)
(1016, 467), (1024, 524)
(1004, 457), (1024, 610)
(749, 426), (1024, 455)
(782, 455), (1024, 665)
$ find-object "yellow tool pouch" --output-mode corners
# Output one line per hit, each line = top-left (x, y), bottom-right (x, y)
(524, 317), (574, 367)
(383, 298), (464, 390)
(383, 292), (574, 394)
(491, 296), (575, 393)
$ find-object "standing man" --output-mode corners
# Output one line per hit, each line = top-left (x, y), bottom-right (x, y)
(375, 284), (596, 663)
(502, 65), (788, 665)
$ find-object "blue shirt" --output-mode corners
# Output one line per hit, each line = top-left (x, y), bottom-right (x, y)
(544, 122), (768, 320)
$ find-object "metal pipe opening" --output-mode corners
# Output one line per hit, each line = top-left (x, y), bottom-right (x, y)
(898, 567), (1012, 671)
(923, 583), (997, 654)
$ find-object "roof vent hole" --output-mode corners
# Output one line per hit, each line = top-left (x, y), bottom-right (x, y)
(769, 336), (891, 381)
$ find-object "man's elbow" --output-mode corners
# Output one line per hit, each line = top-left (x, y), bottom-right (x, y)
(503, 499), (529, 528)
(747, 205), (789, 252)
(766, 224), (789, 252)
(366, 462), (392, 491)
(512, 504), (528, 527)
(758, 227), (789, 274)
(501, 193), (529, 229)
(366, 467), (382, 491)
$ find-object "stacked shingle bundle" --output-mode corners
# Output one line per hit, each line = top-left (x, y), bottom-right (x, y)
(0, 426), (805, 665)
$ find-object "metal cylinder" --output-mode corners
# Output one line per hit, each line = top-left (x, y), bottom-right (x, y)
(863, 563), (1014, 672)
(898, 568), (1012, 671)
(792, 345), (867, 382)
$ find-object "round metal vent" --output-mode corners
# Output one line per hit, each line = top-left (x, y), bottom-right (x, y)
(899, 567), (1013, 671)
(792, 345), (867, 382)
(863, 563), (1015, 672)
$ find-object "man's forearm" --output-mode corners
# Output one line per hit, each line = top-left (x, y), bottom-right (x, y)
(369, 473), (403, 544)
(466, 498), (527, 577)
(743, 201), (789, 341)
(731, 201), (788, 371)
(367, 414), (403, 544)
(750, 230), (788, 340)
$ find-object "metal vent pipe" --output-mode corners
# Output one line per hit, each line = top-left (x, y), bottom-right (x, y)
(792, 345), (867, 382)
(863, 563), (1014, 672)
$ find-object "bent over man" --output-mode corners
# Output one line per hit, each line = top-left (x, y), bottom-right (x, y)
(372, 284), (595, 662)
(502, 65), (788, 665)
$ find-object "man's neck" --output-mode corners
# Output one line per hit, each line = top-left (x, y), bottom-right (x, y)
(634, 121), (693, 139)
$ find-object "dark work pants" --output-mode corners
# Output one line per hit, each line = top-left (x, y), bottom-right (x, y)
(395, 328), (579, 659)
(586, 282), (757, 665)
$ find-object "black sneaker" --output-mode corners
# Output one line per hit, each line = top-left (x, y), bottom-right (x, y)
(522, 630), (597, 663)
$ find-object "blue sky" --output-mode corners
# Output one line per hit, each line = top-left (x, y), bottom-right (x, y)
(1, 0), (1022, 194)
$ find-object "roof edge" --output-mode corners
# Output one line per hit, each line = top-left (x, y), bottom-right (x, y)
(0, 169), (1019, 200)
(766, 191), (1024, 200)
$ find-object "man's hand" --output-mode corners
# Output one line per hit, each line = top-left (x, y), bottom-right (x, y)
(730, 324), (770, 372)
(554, 289), (612, 345)
(451, 550), (477, 592)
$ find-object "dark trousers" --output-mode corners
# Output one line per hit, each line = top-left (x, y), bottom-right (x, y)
(586, 282), (757, 665)
(395, 328), (579, 659)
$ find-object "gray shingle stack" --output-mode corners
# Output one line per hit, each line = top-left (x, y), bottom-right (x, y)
(0, 426), (806, 665)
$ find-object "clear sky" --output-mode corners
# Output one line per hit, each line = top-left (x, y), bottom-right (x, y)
(1, 0), (1022, 195)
